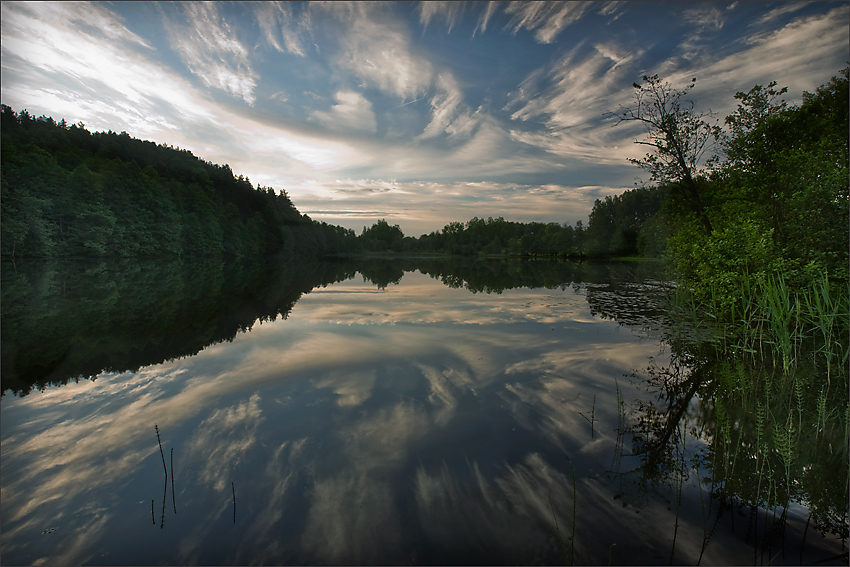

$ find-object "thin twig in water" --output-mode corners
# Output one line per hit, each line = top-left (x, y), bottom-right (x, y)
(171, 447), (176, 514)
(565, 455), (577, 566)
(549, 488), (568, 565)
(155, 424), (168, 481)
(232, 481), (236, 524)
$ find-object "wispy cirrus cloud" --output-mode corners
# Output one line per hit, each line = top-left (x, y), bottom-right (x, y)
(683, 4), (726, 31)
(253, 1), (308, 56)
(323, 3), (432, 101)
(0, 1), (214, 137)
(750, 1), (811, 29)
(504, 1), (594, 43)
(658, 5), (850, 119)
(163, 2), (258, 105)
(316, 4), (477, 142)
(473, 1), (500, 36)
(418, 73), (464, 139)
(419, 1), (467, 33)
(504, 41), (643, 165)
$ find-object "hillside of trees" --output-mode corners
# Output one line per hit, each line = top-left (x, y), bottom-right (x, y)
(4, 67), (846, 268)
(1, 105), (357, 259)
(0, 101), (663, 261)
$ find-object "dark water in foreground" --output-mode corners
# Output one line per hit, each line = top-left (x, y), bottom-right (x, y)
(1, 258), (846, 565)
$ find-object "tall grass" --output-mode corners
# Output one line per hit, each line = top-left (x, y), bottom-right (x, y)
(668, 269), (849, 560)
(670, 271), (848, 380)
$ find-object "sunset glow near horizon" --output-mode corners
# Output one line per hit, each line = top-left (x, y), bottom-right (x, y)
(2, 1), (847, 236)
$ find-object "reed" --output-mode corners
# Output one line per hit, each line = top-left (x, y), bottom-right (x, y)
(155, 424), (168, 481)
(669, 270), (849, 378)
(561, 455), (577, 566)
(549, 488), (568, 565)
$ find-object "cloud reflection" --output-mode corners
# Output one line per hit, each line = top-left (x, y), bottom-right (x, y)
(1, 268), (671, 564)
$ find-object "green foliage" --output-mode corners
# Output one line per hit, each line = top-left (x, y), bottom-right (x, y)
(608, 68), (848, 304)
(703, 359), (848, 540)
(668, 218), (776, 310)
(374, 216), (589, 257)
(585, 187), (667, 257)
(360, 219), (405, 252)
(0, 105), (358, 259)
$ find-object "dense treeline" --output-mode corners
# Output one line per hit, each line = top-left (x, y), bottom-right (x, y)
(357, 216), (589, 257)
(355, 189), (666, 258)
(0, 105), (358, 259)
(354, 185), (667, 258)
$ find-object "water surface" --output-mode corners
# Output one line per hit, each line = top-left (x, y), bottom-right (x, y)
(1, 258), (845, 565)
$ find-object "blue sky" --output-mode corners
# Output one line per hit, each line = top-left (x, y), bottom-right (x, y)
(2, 1), (848, 236)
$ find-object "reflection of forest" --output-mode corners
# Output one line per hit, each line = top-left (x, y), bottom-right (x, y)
(2, 257), (666, 396)
(0, 257), (355, 395)
(3, 256), (846, 559)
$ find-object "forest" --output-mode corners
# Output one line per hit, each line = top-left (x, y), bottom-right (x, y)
(1, 99), (657, 262)
(0, 105), (358, 259)
(2, 68), (847, 279)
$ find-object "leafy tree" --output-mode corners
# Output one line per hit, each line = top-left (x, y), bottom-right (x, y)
(610, 75), (719, 234)
(360, 219), (405, 252)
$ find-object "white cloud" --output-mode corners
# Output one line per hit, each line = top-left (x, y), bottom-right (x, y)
(504, 42), (643, 165)
(326, 3), (433, 100)
(0, 1), (216, 137)
(683, 4), (726, 31)
(14, 1), (153, 47)
(419, 1), (466, 33)
(253, 2), (307, 56)
(311, 90), (377, 133)
(418, 73), (464, 139)
(750, 1), (810, 29)
(473, 1), (500, 36)
(504, 1), (594, 43)
(165, 2), (258, 105)
(658, 5), (850, 119)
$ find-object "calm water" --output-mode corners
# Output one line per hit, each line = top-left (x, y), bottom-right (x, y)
(1, 258), (846, 565)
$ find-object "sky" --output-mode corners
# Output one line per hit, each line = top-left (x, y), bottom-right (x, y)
(2, 1), (848, 236)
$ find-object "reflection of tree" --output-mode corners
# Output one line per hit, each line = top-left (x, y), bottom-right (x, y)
(629, 355), (707, 482)
(356, 258), (405, 289)
(2, 257), (671, 396)
(626, 349), (849, 561)
(415, 257), (665, 295)
(1, 258), (354, 395)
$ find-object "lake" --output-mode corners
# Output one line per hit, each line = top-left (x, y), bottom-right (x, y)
(1, 257), (846, 565)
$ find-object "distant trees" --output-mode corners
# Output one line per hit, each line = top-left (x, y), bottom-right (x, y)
(0, 105), (359, 259)
(584, 187), (667, 257)
(356, 216), (600, 258)
(360, 219), (405, 252)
